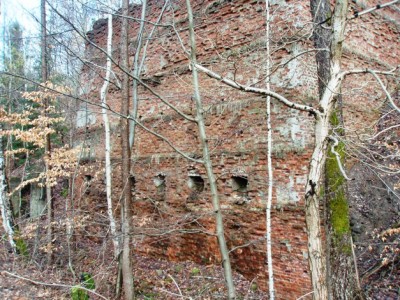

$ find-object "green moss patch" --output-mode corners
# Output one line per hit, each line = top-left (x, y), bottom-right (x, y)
(326, 111), (351, 242)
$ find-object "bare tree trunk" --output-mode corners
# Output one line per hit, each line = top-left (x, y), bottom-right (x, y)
(185, 1), (235, 299)
(304, 73), (347, 300)
(41, 0), (53, 266)
(310, 0), (332, 98)
(305, 1), (349, 299)
(310, 0), (361, 292)
(305, 123), (329, 300)
(0, 124), (16, 252)
(101, 0), (120, 258)
(309, 0), (333, 296)
(1, 16), (16, 251)
(264, 0), (275, 298)
(120, 1), (134, 299)
(129, 0), (147, 149)
(325, 109), (359, 300)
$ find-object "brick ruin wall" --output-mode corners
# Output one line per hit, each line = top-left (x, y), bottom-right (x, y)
(74, 0), (399, 298)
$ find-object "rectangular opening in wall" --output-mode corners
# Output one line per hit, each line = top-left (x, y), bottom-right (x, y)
(231, 175), (249, 205)
(130, 176), (136, 189)
(154, 174), (166, 195)
(231, 176), (248, 193)
(84, 175), (92, 195)
(188, 175), (204, 193)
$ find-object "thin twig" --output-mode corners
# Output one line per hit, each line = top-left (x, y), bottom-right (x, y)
(341, 65), (398, 79)
(368, 124), (400, 140)
(296, 291), (314, 300)
(350, 235), (362, 291)
(228, 238), (264, 254)
(1, 271), (109, 300)
(159, 286), (193, 299)
(168, 274), (185, 298)
(244, 277), (257, 300)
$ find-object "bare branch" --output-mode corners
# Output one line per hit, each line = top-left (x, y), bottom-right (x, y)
(342, 66), (399, 113)
(194, 63), (321, 116)
(329, 135), (353, 181)
(139, 0), (170, 72)
(228, 238), (264, 254)
(350, 0), (400, 19)
(168, 274), (186, 299)
(368, 124), (400, 140)
(131, 117), (204, 164)
(269, 48), (329, 77)
(341, 66), (399, 78)
(296, 291), (314, 300)
(368, 69), (400, 114)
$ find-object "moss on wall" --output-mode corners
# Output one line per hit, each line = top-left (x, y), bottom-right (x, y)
(326, 111), (351, 244)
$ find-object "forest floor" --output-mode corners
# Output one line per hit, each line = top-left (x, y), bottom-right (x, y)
(0, 231), (269, 300)
(0, 250), (54, 299)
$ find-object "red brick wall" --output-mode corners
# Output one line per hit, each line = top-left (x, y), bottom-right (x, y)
(76, 0), (399, 298)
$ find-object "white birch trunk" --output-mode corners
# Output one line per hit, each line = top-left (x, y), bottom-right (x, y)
(185, 0), (236, 298)
(0, 127), (16, 252)
(101, 7), (120, 257)
(265, 0), (275, 298)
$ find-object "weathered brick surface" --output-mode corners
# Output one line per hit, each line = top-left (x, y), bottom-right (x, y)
(76, 0), (399, 298)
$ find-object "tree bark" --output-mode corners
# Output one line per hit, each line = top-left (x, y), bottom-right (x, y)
(310, 0), (357, 299)
(185, 1), (236, 298)
(310, 0), (332, 98)
(41, 0), (53, 266)
(305, 1), (350, 299)
(101, 1), (120, 259)
(325, 110), (359, 300)
(311, 0), (359, 297)
(129, 0), (147, 149)
(120, 0), (134, 299)
(0, 124), (16, 252)
(264, 0), (275, 298)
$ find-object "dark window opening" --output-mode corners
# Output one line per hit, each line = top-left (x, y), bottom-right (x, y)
(130, 176), (136, 189)
(130, 176), (136, 196)
(19, 183), (31, 217)
(154, 174), (166, 194)
(84, 176), (92, 194)
(188, 175), (204, 193)
(231, 176), (248, 193)
(84, 175), (92, 195)
(21, 184), (31, 198)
